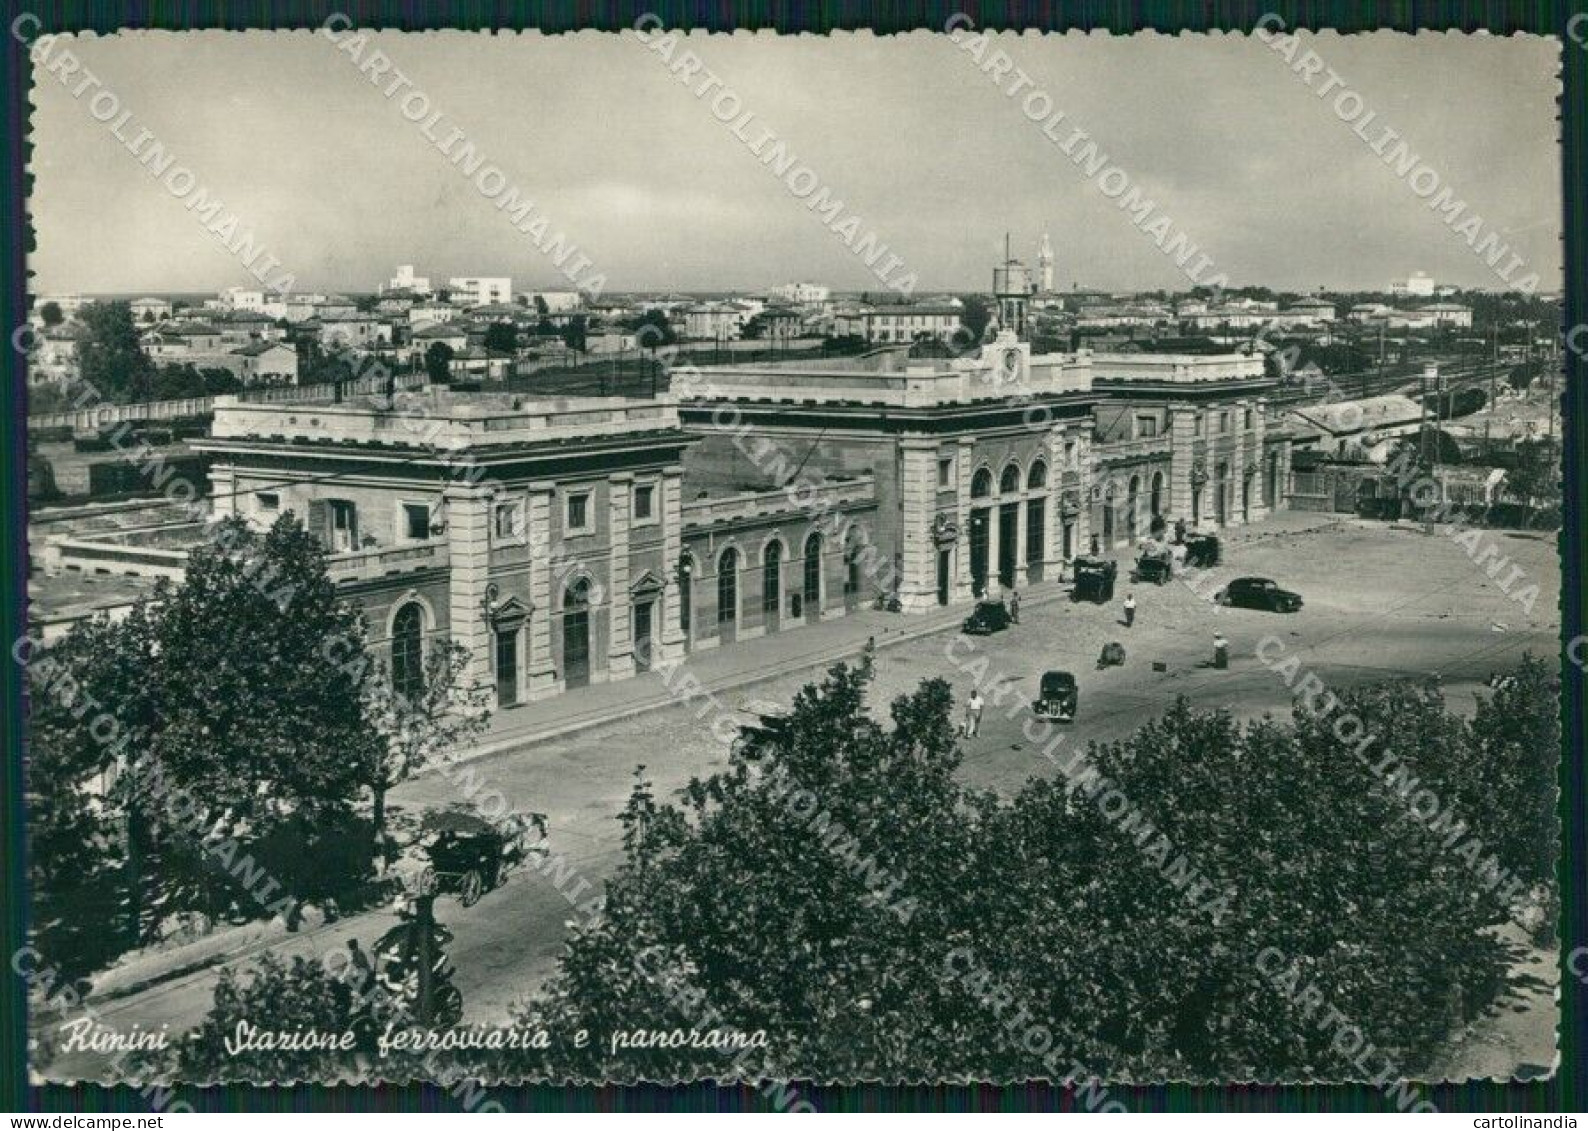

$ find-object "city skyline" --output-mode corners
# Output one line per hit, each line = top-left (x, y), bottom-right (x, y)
(27, 28), (1562, 296)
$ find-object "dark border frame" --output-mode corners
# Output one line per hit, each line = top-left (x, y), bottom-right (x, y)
(1, 0), (1581, 1113)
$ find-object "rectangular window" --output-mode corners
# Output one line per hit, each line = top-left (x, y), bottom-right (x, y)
(938, 457), (954, 489)
(494, 499), (524, 543)
(1193, 415), (1204, 437)
(1135, 416), (1158, 439)
(566, 491), (591, 533)
(633, 483), (655, 522)
(256, 491), (280, 513)
(1221, 411), (1231, 433)
(403, 502), (431, 541)
(1064, 440), (1077, 468)
(329, 500), (358, 552)
(1244, 407), (1255, 430)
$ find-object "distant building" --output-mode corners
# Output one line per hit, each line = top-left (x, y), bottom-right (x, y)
(448, 277), (513, 307)
(833, 305), (963, 344)
(410, 302), (458, 327)
(769, 282), (831, 305)
(523, 290), (584, 313)
(1420, 302), (1473, 329)
(227, 341), (300, 384)
(35, 293), (86, 321)
(221, 287), (266, 311)
(321, 312), (394, 350)
(130, 297), (173, 324)
(1037, 232), (1055, 294)
(387, 264), (432, 295)
(1390, 272), (1436, 298)
(993, 258), (1035, 338)
(682, 302), (756, 341)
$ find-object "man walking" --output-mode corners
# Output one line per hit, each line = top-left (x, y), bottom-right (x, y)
(1123, 591), (1136, 628)
(964, 689), (984, 738)
(1008, 589), (1021, 624)
(1213, 631), (1229, 670)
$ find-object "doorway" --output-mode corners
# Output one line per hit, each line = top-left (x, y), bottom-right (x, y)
(563, 579), (591, 689)
(633, 599), (653, 672)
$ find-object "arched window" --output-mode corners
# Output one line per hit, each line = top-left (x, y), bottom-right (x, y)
(717, 548), (739, 626)
(678, 554), (696, 637)
(391, 602), (425, 700)
(762, 541), (783, 617)
(999, 463), (1021, 495)
(1027, 461), (1048, 490)
(971, 467), (994, 500)
(1150, 471), (1165, 517)
(803, 533), (823, 606)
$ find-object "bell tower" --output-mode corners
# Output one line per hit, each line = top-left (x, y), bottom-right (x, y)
(1037, 231), (1055, 294)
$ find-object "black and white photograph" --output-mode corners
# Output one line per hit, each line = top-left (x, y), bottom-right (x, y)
(9, 11), (1576, 1113)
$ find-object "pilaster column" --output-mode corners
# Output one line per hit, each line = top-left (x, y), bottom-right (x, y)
(607, 474), (634, 679)
(1043, 427), (1066, 574)
(1248, 398), (1270, 524)
(525, 483), (557, 700)
(443, 483), (494, 705)
(1073, 429), (1093, 555)
(987, 493), (1002, 593)
(1169, 403), (1196, 524)
(1011, 487), (1028, 589)
(954, 438), (975, 603)
(1227, 401), (1248, 528)
(657, 470), (685, 659)
(897, 439), (939, 613)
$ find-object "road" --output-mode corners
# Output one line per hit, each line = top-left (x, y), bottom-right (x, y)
(42, 515), (1561, 1080)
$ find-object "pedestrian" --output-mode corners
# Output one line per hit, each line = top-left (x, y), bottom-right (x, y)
(1213, 631), (1229, 670)
(964, 689), (984, 738)
(344, 938), (373, 994)
(1090, 533), (1101, 555)
(1008, 589), (1021, 624)
(1123, 592), (1136, 628)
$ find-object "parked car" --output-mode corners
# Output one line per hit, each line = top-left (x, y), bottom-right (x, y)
(962, 601), (1011, 636)
(1184, 532), (1222, 568)
(1215, 576), (1303, 613)
(1133, 549), (1172, 585)
(1071, 556), (1118, 604)
(1032, 671), (1078, 722)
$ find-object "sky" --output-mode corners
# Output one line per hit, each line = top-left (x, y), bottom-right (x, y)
(26, 26), (1563, 297)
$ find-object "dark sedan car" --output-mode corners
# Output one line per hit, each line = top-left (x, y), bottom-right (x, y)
(962, 601), (1012, 635)
(1214, 576), (1303, 613)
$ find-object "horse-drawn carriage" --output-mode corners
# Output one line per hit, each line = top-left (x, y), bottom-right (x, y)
(418, 805), (543, 907)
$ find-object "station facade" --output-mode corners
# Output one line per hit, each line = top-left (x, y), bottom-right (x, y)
(48, 332), (1293, 709)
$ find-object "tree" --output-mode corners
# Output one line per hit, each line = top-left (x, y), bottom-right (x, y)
(562, 314), (589, 353)
(740, 314), (767, 340)
(24, 609), (156, 975)
(1458, 656), (1558, 894)
(360, 641), (493, 851)
(39, 300), (64, 327)
(483, 321), (518, 355)
(960, 295), (994, 338)
(1504, 438), (1561, 513)
(28, 515), (384, 961)
(474, 660), (1521, 1083)
(78, 301), (156, 402)
(424, 342), (456, 385)
(627, 309), (676, 350)
(157, 954), (367, 1082)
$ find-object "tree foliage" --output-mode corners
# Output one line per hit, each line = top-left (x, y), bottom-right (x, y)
(26, 516), (387, 972)
(78, 301), (156, 402)
(482, 321), (518, 355)
(475, 659), (1535, 1082)
(424, 342), (456, 385)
